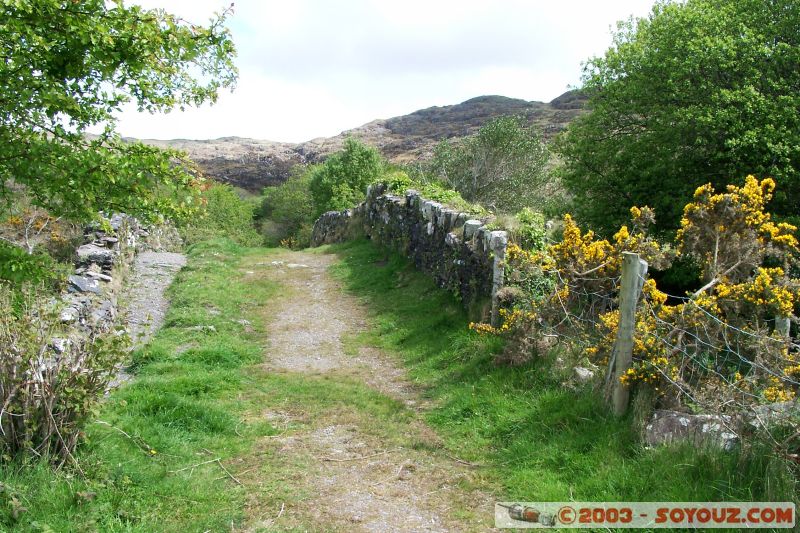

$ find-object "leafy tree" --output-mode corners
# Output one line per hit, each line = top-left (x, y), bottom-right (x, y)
(180, 184), (261, 247)
(557, 0), (800, 235)
(428, 116), (552, 214)
(0, 0), (237, 222)
(259, 168), (315, 246)
(309, 138), (384, 217)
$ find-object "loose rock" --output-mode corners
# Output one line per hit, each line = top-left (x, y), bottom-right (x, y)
(645, 409), (738, 451)
(68, 275), (101, 295)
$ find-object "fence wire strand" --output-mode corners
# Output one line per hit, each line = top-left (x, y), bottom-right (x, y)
(528, 264), (798, 440)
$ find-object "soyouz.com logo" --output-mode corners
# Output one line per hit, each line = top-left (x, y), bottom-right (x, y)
(495, 502), (796, 528)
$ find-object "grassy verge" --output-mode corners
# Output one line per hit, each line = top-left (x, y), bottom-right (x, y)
(325, 239), (797, 503)
(0, 239), (281, 531)
(2, 235), (795, 531)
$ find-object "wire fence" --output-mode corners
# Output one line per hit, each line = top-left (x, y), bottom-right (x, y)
(514, 251), (798, 437)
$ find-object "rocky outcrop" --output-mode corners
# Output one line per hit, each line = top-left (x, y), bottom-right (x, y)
(312, 183), (507, 323)
(139, 91), (586, 192)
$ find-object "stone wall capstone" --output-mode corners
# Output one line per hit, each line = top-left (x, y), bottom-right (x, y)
(312, 183), (507, 323)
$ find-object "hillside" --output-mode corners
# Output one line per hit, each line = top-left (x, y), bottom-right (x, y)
(138, 90), (587, 192)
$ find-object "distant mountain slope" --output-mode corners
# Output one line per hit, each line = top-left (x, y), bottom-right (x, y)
(138, 90), (587, 192)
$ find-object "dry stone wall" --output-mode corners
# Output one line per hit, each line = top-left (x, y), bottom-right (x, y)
(312, 183), (507, 323)
(54, 215), (180, 360)
(58, 214), (141, 338)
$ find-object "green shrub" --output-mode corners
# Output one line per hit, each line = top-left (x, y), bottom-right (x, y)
(382, 171), (487, 215)
(309, 138), (384, 218)
(0, 285), (129, 464)
(259, 170), (315, 247)
(180, 184), (262, 247)
(0, 242), (71, 292)
(294, 222), (313, 249)
(555, 0), (800, 235)
(514, 208), (547, 251)
(426, 116), (556, 213)
(381, 169), (414, 193)
(485, 208), (547, 251)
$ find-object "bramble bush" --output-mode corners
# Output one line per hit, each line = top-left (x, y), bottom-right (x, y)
(0, 286), (129, 465)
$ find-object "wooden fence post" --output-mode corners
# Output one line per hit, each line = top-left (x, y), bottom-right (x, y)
(607, 252), (648, 416)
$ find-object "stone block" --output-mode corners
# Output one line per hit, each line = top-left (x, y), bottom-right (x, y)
(573, 366), (595, 383)
(68, 275), (101, 295)
(51, 337), (70, 354)
(76, 243), (116, 266)
(60, 307), (80, 324)
(645, 409), (738, 451)
(463, 220), (482, 240)
(489, 231), (508, 252)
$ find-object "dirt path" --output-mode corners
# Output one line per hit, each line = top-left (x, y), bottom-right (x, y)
(110, 251), (186, 389)
(124, 250), (187, 347)
(245, 250), (496, 532)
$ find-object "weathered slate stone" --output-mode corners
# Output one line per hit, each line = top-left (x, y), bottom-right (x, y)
(90, 300), (115, 324)
(748, 401), (798, 430)
(489, 230), (508, 252)
(76, 243), (116, 266)
(68, 275), (101, 295)
(60, 307), (80, 324)
(85, 271), (113, 282)
(574, 366), (595, 383)
(51, 337), (70, 354)
(463, 220), (482, 240)
(645, 409), (738, 451)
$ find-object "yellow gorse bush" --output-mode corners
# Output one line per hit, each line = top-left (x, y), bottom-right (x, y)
(473, 176), (799, 411)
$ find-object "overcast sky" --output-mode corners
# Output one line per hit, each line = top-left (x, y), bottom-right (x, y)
(115, 0), (656, 142)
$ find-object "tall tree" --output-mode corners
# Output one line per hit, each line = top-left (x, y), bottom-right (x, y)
(0, 0), (237, 221)
(556, 0), (800, 235)
(309, 138), (384, 217)
(429, 116), (552, 214)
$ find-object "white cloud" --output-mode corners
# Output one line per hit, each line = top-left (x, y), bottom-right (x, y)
(111, 0), (656, 141)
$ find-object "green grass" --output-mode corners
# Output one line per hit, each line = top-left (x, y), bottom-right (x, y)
(325, 238), (798, 504)
(0, 238), (281, 532)
(2, 236), (795, 531)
